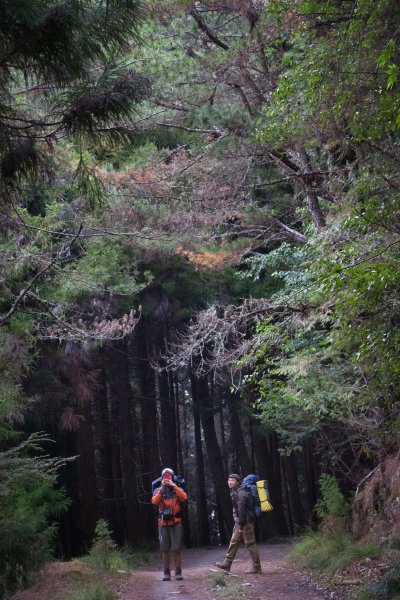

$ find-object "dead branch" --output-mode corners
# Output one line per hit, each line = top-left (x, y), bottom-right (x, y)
(188, 6), (230, 50)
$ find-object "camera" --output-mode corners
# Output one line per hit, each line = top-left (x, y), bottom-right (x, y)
(160, 507), (173, 522)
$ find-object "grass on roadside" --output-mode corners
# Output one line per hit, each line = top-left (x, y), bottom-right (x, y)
(77, 519), (156, 572)
(287, 530), (381, 574)
(208, 571), (246, 599)
(66, 585), (115, 600)
(78, 542), (154, 572)
(359, 563), (400, 600)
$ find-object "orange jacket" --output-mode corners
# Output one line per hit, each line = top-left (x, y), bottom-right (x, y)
(152, 485), (187, 527)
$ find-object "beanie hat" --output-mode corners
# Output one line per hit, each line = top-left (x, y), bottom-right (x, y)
(228, 473), (242, 483)
(162, 467), (174, 477)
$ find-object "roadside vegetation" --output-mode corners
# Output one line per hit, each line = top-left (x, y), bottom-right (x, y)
(288, 476), (400, 599)
(208, 571), (246, 599)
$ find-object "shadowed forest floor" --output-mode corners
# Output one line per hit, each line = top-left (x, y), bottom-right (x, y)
(11, 541), (344, 600)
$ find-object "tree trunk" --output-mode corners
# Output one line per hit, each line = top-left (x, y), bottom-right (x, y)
(227, 392), (252, 475)
(253, 431), (289, 537)
(303, 438), (320, 526)
(174, 373), (184, 476)
(192, 373), (233, 540)
(76, 397), (99, 550)
(137, 331), (161, 537)
(191, 372), (211, 546)
(106, 342), (140, 544)
(306, 190), (326, 229)
(90, 351), (117, 535)
(158, 369), (178, 470)
(296, 149), (326, 229)
(119, 340), (141, 544)
(283, 452), (307, 532)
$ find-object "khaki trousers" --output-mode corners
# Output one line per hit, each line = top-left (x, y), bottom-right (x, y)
(225, 522), (261, 568)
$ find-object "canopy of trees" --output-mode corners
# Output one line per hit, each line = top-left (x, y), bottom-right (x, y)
(1, 0), (400, 596)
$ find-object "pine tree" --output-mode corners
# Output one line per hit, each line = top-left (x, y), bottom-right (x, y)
(0, 0), (149, 202)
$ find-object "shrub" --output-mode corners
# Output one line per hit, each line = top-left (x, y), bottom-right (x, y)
(0, 434), (70, 597)
(83, 520), (117, 571)
(314, 474), (348, 519)
(80, 519), (154, 572)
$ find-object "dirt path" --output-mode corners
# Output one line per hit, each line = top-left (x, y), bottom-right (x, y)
(116, 542), (343, 600)
(11, 541), (343, 600)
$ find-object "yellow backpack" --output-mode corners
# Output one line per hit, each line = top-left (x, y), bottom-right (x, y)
(256, 479), (273, 512)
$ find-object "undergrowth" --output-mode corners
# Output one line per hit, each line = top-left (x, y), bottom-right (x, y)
(80, 543), (152, 572)
(359, 563), (400, 600)
(66, 586), (115, 600)
(78, 519), (154, 572)
(208, 571), (245, 598)
(287, 530), (381, 573)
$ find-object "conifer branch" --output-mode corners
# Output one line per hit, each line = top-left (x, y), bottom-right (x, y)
(0, 225), (83, 326)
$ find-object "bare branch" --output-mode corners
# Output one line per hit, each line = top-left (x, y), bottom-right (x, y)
(188, 7), (230, 50)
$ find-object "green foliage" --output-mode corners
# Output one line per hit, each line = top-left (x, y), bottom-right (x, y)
(360, 563), (400, 600)
(314, 474), (348, 519)
(82, 520), (117, 571)
(51, 241), (152, 303)
(238, 243), (316, 302)
(240, 311), (362, 452)
(0, 434), (71, 597)
(0, 0), (149, 203)
(80, 520), (153, 572)
(321, 194), (400, 402)
(208, 571), (245, 599)
(67, 586), (115, 600)
(258, 0), (400, 144)
(288, 530), (381, 574)
(0, 330), (36, 442)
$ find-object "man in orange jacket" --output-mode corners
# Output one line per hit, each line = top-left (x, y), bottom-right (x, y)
(152, 467), (188, 581)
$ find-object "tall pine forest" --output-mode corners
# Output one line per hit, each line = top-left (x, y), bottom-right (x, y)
(1, 0), (400, 596)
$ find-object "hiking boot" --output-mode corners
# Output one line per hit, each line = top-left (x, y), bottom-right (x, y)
(215, 559), (231, 572)
(162, 569), (171, 581)
(244, 565), (262, 574)
(175, 568), (183, 580)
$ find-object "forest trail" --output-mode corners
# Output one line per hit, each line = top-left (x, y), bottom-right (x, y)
(10, 541), (343, 600)
(116, 542), (341, 600)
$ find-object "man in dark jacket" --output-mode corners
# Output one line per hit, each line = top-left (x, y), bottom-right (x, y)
(215, 473), (262, 574)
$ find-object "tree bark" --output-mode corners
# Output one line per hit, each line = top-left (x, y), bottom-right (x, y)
(76, 398), (98, 550)
(107, 342), (140, 544)
(253, 430), (289, 537)
(158, 369), (178, 469)
(226, 392), (252, 475)
(191, 372), (211, 546)
(137, 331), (161, 537)
(192, 373), (233, 540)
(90, 350), (117, 535)
(283, 452), (307, 531)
